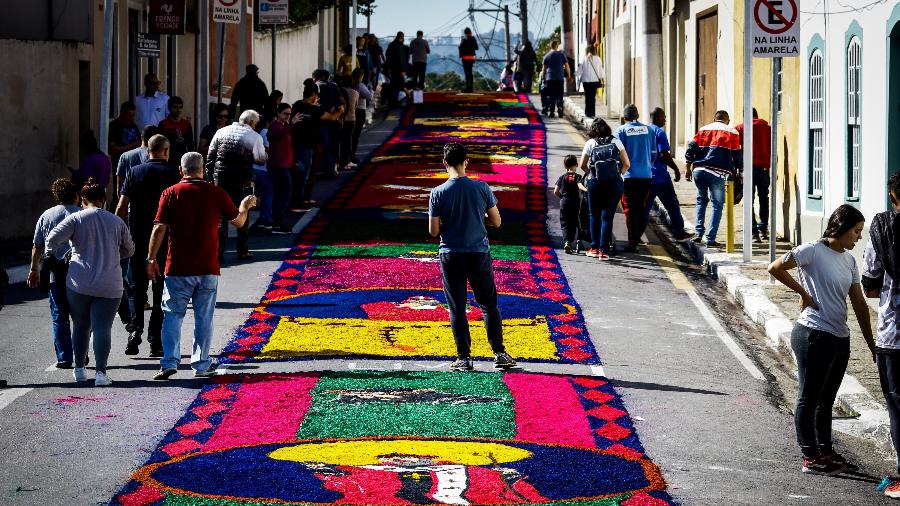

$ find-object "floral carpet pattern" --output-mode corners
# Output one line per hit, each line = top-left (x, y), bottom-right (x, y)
(111, 93), (674, 505)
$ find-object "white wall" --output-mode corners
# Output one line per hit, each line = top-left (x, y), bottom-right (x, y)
(798, 1), (898, 246)
(255, 22), (321, 103)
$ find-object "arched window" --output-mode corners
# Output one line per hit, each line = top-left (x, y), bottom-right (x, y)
(808, 50), (825, 197)
(846, 36), (861, 199)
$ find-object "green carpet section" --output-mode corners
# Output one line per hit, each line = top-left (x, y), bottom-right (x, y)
(296, 371), (515, 440)
(312, 243), (531, 261)
(318, 220), (529, 247)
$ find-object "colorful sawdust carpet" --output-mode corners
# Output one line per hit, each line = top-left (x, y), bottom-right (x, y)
(112, 93), (674, 505)
(219, 91), (598, 364)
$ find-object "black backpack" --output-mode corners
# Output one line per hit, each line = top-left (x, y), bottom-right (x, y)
(588, 136), (621, 181)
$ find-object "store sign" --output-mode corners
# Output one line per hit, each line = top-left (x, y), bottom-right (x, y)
(213, 0), (242, 24)
(149, 0), (186, 35)
(259, 0), (289, 25)
(137, 32), (161, 58)
(751, 0), (799, 57)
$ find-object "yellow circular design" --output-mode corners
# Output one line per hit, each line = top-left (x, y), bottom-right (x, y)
(268, 440), (532, 466)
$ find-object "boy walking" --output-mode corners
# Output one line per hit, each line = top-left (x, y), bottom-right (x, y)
(428, 143), (517, 372)
(554, 155), (588, 254)
(863, 171), (900, 498)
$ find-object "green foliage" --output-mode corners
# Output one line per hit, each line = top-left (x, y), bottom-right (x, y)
(536, 26), (561, 64)
(425, 71), (499, 92)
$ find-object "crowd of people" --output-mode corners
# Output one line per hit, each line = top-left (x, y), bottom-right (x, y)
(20, 62), (379, 385)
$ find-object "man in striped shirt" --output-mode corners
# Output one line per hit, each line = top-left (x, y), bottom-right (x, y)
(685, 110), (743, 248)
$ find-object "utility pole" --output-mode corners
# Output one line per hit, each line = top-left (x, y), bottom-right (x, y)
(352, 0), (358, 69)
(271, 25), (276, 89)
(641, 0), (663, 113)
(504, 5), (511, 65)
(519, 0), (528, 43)
(466, 1), (515, 65)
(560, 0), (575, 93)
(98, 0), (114, 154)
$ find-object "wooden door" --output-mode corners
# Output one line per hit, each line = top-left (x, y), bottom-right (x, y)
(696, 11), (718, 129)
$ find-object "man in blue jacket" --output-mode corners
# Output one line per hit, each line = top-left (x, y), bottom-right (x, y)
(614, 104), (657, 253)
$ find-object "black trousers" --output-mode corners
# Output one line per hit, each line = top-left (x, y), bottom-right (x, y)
(412, 62), (427, 88)
(128, 242), (165, 345)
(621, 178), (652, 247)
(791, 324), (850, 458)
(339, 120), (355, 167)
(752, 165), (771, 234)
(215, 171), (250, 256)
(439, 252), (505, 359)
(560, 198), (580, 242)
(878, 348), (900, 473)
(545, 80), (564, 113)
(462, 61), (475, 92)
(582, 81), (600, 117)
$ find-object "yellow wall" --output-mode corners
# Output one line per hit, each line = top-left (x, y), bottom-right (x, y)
(732, 0), (800, 242)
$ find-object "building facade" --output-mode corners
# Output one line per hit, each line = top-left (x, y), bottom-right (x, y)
(797, 1), (900, 249)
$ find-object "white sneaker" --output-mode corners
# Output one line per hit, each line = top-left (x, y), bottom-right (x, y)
(94, 371), (113, 387)
(73, 368), (88, 382)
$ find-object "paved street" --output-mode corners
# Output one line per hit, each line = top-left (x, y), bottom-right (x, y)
(0, 94), (892, 505)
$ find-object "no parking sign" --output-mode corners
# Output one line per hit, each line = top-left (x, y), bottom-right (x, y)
(751, 0), (799, 57)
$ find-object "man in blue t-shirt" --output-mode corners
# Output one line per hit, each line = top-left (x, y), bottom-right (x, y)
(645, 108), (693, 240)
(541, 40), (569, 117)
(428, 143), (517, 372)
(614, 104), (656, 252)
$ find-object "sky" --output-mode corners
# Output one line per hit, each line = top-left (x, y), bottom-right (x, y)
(365, 0), (560, 40)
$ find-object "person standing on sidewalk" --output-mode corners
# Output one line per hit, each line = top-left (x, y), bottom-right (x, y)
(646, 108), (692, 240)
(554, 155), (587, 254)
(134, 73), (169, 131)
(685, 110), (742, 248)
(27, 178), (82, 368)
(230, 65), (269, 118)
(158, 96), (194, 166)
(514, 41), (537, 93)
(862, 172), (900, 498)
(115, 134), (180, 357)
(108, 101), (141, 168)
(735, 108), (772, 243)
(614, 104), (655, 253)
(116, 125), (157, 194)
(428, 143), (517, 372)
(409, 31), (431, 89)
(580, 118), (629, 259)
(47, 179), (135, 387)
(206, 109), (267, 261)
(541, 40), (569, 117)
(459, 28), (479, 93)
(768, 204), (875, 476)
(575, 46), (604, 118)
(148, 153), (256, 380)
(267, 103), (295, 232)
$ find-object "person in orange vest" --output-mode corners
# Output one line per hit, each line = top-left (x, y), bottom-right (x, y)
(735, 108), (772, 243)
(458, 28), (479, 93)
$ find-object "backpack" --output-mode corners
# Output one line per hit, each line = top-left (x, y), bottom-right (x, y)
(588, 136), (621, 181)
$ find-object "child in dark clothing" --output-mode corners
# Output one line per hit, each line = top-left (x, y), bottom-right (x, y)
(554, 155), (588, 254)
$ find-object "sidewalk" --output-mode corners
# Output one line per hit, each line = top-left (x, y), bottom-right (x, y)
(560, 93), (895, 460)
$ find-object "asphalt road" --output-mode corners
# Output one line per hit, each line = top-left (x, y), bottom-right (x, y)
(0, 106), (892, 505)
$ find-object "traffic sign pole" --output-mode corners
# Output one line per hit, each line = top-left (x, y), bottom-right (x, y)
(743, 0), (754, 262)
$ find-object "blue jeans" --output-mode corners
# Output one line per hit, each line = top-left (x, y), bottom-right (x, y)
(66, 288), (120, 373)
(253, 167), (273, 225)
(295, 148), (313, 203)
(268, 166), (293, 227)
(587, 178), (622, 253)
(160, 275), (219, 372)
(693, 169), (726, 242)
(645, 180), (686, 237)
(48, 281), (73, 363)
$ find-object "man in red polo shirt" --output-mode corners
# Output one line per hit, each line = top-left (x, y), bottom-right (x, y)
(735, 108), (772, 243)
(146, 152), (256, 380)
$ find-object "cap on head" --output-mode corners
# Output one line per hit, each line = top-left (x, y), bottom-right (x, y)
(623, 104), (639, 121)
(247, 64), (259, 74)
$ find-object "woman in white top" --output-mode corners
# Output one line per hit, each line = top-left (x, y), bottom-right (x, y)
(351, 68), (374, 165)
(578, 118), (629, 260)
(576, 46), (605, 118)
(768, 204), (875, 475)
(338, 74), (360, 171)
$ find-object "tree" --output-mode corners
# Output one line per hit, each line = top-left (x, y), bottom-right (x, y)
(425, 71), (498, 92)
(283, 0), (376, 28)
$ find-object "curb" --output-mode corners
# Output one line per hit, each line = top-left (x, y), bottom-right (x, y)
(560, 96), (895, 460)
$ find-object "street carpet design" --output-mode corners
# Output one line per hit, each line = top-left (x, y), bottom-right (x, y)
(111, 93), (674, 505)
(218, 92), (599, 365)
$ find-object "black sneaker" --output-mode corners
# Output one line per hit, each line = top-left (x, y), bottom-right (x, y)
(493, 352), (518, 370)
(692, 236), (703, 244)
(752, 233), (762, 244)
(149, 344), (164, 358)
(194, 364), (218, 378)
(821, 449), (858, 472)
(154, 368), (178, 380)
(802, 455), (846, 476)
(623, 245), (639, 254)
(704, 240), (722, 248)
(125, 332), (142, 356)
(450, 358), (474, 371)
(55, 361), (73, 369)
